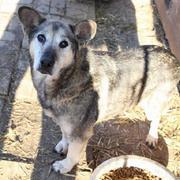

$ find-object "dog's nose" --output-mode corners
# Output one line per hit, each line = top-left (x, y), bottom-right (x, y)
(40, 58), (54, 68)
(39, 58), (55, 74)
(38, 48), (56, 74)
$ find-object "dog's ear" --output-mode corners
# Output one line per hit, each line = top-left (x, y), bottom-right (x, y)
(74, 20), (97, 44)
(18, 6), (46, 35)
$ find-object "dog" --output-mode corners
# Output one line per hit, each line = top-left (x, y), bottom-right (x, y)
(18, 6), (180, 174)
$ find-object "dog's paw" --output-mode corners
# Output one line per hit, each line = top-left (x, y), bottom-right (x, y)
(54, 139), (68, 155)
(146, 134), (158, 149)
(52, 159), (73, 174)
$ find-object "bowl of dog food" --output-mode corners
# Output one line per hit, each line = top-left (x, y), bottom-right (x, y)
(90, 155), (176, 180)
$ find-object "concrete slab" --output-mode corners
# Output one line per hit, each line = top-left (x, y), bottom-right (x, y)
(0, 97), (5, 113)
(7, 15), (22, 32)
(0, 50), (18, 69)
(0, 68), (12, 96)
(0, 40), (20, 52)
(50, 0), (65, 16)
(66, 0), (95, 20)
(33, 0), (51, 14)
(18, 0), (33, 5)
(0, 30), (15, 41)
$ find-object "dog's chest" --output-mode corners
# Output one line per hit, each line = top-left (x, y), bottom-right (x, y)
(40, 93), (72, 124)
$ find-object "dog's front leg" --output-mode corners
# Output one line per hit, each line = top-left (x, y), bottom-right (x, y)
(54, 134), (68, 155)
(52, 138), (85, 174)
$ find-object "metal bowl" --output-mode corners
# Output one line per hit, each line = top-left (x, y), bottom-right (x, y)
(90, 155), (176, 180)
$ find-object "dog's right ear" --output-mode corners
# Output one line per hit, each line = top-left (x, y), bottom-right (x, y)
(73, 20), (97, 45)
(18, 6), (46, 35)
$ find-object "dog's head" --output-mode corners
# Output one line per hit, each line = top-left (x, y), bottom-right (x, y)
(18, 6), (97, 75)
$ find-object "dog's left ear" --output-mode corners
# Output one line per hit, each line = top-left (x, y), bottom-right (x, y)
(73, 20), (97, 44)
(18, 6), (46, 35)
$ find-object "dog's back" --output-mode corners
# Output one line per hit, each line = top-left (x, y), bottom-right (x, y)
(88, 46), (180, 119)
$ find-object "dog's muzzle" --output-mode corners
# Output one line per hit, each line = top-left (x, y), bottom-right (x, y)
(38, 48), (56, 75)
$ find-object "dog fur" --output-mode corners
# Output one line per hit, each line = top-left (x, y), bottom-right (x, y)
(18, 6), (180, 174)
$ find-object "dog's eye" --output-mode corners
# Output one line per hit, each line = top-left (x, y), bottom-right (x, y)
(37, 34), (46, 43)
(59, 40), (68, 48)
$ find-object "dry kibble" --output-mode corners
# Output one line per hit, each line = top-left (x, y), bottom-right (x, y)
(100, 167), (161, 180)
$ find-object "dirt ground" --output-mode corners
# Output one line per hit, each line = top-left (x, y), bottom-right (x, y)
(0, 0), (179, 179)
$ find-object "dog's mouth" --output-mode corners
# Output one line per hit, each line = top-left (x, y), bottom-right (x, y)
(37, 67), (52, 75)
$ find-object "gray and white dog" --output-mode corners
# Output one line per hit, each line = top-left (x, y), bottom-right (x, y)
(18, 6), (180, 174)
